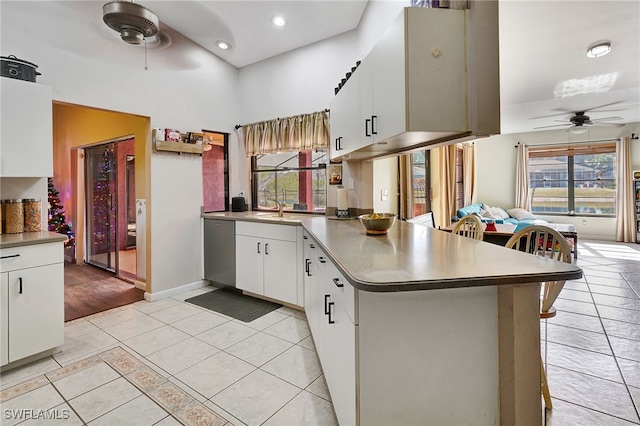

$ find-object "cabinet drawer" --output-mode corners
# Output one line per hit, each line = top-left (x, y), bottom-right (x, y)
(236, 221), (297, 242)
(326, 261), (357, 325)
(0, 243), (63, 273)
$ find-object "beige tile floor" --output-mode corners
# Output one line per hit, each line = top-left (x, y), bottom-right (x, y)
(1, 239), (639, 425)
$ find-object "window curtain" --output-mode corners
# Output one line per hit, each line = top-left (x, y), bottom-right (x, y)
(515, 143), (530, 210)
(462, 143), (476, 205)
(398, 154), (414, 219)
(242, 110), (329, 156)
(436, 144), (457, 228)
(615, 136), (634, 242)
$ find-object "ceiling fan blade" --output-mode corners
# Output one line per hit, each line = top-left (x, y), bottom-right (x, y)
(583, 101), (626, 112)
(590, 116), (623, 121)
(533, 124), (571, 129)
(592, 122), (625, 128)
(529, 110), (574, 120)
(553, 119), (572, 123)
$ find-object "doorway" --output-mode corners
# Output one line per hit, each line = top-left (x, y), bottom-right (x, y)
(82, 137), (136, 280)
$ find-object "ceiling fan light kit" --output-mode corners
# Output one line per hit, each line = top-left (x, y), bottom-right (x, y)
(587, 41), (611, 58)
(569, 126), (589, 135)
(103, 1), (160, 45)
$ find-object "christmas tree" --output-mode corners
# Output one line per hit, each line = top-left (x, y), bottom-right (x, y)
(48, 178), (75, 248)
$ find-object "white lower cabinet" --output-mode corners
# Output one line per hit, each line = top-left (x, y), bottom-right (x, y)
(0, 242), (64, 367)
(317, 263), (357, 426)
(304, 231), (357, 425)
(1, 272), (8, 366)
(235, 221), (301, 306)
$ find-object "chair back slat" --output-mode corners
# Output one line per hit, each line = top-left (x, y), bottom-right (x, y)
(451, 214), (484, 241)
(505, 225), (573, 316)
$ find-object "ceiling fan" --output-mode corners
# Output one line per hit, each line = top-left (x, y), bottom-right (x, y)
(103, 1), (172, 49)
(533, 102), (626, 133)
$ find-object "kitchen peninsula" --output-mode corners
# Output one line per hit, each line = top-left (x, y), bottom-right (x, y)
(202, 212), (582, 424)
(302, 217), (582, 425)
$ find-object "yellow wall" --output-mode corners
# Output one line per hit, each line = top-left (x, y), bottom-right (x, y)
(52, 102), (151, 285)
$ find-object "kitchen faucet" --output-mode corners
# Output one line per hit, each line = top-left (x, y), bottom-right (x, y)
(271, 191), (286, 217)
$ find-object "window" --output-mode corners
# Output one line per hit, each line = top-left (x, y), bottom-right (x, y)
(455, 145), (464, 210)
(251, 150), (327, 213)
(410, 151), (430, 216)
(529, 144), (616, 216)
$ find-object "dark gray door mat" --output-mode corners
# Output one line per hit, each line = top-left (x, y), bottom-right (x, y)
(185, 287), (282, 322)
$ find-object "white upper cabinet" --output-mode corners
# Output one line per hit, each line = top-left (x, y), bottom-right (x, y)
(330, 3), (499, 161)
(0, 78), (53, 177)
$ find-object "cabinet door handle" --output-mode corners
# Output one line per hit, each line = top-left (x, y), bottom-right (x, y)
(303, 235), (308, 240)
(19, 277), (23, 294)
(257, 242), (261, 253)
(309, 244), (315, 249)
(318, 256), (326, 264)
(332, 278), (344, 288)
(328, 302), (335, 324)
(324, 294), (330, 315)
(338, 136), (343, 150)
(1, 254), (20, 259)
(265, 243), (269, 255)
(365, 118), (371, 137)
(305, 259), (311, 276)
(371, 115), (378, 135)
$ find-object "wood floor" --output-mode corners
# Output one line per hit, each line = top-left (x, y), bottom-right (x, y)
(64, 262), (145, 322)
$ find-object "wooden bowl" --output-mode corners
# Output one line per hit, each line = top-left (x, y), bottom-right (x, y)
(358, 213), (396, 235)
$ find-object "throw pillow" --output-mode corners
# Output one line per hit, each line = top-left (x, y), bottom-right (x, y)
(490, 206), (510, 220)
(480, 209), (495, 219)
(507, 208), (536, 220)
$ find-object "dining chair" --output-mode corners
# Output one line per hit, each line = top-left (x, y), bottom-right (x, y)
(505, 224), (573, 410)
(451, 214), (484, 240)
(406, 211), (436, 228)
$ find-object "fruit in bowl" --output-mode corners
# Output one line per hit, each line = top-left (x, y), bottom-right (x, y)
(358, 213), (396, 235)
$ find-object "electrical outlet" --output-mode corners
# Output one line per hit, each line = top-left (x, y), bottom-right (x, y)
(582, 219), (587, 226)
(381, 189), (389, 201)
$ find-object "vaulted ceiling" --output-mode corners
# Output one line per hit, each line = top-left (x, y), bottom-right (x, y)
(4, 1), (639, 135)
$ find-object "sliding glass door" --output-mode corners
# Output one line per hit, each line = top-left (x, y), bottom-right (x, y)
(85, 143), (118, 272)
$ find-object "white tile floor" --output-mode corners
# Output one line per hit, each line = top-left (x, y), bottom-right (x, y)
(0, 287), (334, 426)
(1, 239), (639, 425)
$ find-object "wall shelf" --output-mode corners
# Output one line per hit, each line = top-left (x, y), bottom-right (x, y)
(152, 130), (203, 155)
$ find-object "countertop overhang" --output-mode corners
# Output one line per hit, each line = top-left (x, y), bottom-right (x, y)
(0, 231), (68, 249)
(300, 217), (583, 292)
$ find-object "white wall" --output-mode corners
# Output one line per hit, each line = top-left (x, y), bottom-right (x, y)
(475, 123), (640, 240)
(373, 157), (399, 214)
(237, 1), (406, 211)
(1, 1), (240, 294)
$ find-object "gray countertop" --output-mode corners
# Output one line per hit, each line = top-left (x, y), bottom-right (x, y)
(301, 217), (583, 292)
(202, 211), (321, 225)
(0, 231), (68, 249)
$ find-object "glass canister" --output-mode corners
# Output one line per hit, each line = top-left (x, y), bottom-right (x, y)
(5, 199), (24, 234)
(23, 198), (42, 232)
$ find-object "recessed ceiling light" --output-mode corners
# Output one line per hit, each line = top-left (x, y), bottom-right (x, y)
(271, 15), (286, 27)
(216, 40), (231, 50)
(586, 42), (611, 58)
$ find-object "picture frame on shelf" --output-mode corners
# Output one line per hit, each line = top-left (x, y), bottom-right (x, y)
(329, 164), (342, 185)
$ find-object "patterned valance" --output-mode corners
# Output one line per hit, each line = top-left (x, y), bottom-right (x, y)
(242, 110), (329, 156)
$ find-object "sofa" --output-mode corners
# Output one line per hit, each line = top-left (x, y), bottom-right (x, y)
(456, 203), (547, 230)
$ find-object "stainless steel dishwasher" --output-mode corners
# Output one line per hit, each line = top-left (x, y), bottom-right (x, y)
(204, 219), (236, 287)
